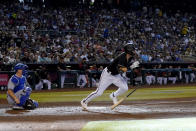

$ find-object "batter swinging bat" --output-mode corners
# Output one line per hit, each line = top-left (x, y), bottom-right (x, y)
(111, 88), (137, 110)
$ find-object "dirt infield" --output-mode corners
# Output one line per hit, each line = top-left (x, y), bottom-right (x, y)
(1, 84), (196, 131)
(1, 97), (196, 131)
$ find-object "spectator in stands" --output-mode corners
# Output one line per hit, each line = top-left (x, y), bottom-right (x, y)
(8, 53), (16, 64)
(1, 1), (195, 64)
(21, 51), (31, 63)
(38, 52), (48, 63)
(0, 1), (195, 88)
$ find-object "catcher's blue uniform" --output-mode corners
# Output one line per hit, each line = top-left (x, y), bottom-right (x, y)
(7, 63), (38, 109)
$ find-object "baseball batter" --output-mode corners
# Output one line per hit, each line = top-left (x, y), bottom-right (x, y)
(81, 43), (140, 110)
(7, 63), (38, 110)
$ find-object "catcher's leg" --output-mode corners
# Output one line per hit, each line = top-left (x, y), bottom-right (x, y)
(17, 87), (32, 107)
(7, 87), (32, 109)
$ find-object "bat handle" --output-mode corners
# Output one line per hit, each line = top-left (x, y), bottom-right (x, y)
(127, 88), (137, 97)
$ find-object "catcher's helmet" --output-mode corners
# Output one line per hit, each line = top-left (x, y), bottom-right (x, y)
(14, 63), (25, 72)
(124, 43), (135, 55)
(23, 64), (29, 76)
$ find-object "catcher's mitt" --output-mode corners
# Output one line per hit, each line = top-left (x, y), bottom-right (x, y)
(23, 98), (36, 110)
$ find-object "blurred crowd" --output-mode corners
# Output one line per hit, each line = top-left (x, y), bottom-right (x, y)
(0, 1), (195, 65)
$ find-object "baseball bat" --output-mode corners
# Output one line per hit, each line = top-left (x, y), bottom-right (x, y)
(111, 88), (137, 110)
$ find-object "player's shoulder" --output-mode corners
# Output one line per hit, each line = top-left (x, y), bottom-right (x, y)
(10, 75), (19, 85)
(10, 75), (26, 84)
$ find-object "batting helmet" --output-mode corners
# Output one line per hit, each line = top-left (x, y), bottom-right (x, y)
(14, 63), (25, 72)
(124, 43), (135, 55)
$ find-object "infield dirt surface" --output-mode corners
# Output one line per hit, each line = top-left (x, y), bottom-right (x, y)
(0, 84), (196, 131)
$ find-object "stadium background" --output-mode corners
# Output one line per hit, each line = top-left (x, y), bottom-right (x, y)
(0, 0), (195, 89)
(0, 0), (196, 131)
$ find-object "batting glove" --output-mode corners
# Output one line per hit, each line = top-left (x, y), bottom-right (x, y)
(130, 61), (140, 69)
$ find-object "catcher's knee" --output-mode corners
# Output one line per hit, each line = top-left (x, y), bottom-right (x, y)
(23, 99), (38, 110)
(25, 87), (32, 96)
(26, 87), (32, 92)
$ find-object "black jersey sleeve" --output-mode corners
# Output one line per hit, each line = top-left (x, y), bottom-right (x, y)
(107, 53), (131, 75)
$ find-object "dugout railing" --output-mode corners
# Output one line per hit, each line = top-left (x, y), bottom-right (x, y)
(0, 68), (195, 90)
(58, 68), (195, 88)
(57, 70), (79, 88)
(87, 68), (195, 87)
(0, 63), (195, 90)
(141, 68), (194, 85)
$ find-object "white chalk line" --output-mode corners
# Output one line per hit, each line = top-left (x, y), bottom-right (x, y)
(61, 88), (196, 96)
(134, 99), (196, 105)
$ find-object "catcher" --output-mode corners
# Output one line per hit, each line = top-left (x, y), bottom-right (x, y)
(81, 43), (140, 110)
(7, 63), (38, 110)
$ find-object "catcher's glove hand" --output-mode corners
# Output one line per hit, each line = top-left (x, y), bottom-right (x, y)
(130, 61), (140, 69)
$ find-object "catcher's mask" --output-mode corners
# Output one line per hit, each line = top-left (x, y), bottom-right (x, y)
(124, 43), (135, 55)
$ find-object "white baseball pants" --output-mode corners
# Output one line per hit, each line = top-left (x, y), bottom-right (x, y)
(157, 77), (167, 85)
(146, 75), (155, 85)
(77, 74), (87, 87)
(168, 77), (177, 84)
(83, 67), (128, 104)
(35, 79), (51, 90)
